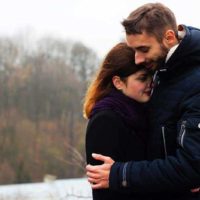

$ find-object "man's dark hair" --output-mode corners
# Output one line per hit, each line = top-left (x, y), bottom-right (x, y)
(122, 3), (178, 42)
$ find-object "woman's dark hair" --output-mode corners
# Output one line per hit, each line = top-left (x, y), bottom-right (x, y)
(83, 42), (146, 118)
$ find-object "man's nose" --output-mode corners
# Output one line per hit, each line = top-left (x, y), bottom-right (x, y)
(135, 52), (145, 65)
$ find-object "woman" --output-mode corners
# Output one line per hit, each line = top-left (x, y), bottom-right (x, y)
(83, 43), (152, 200)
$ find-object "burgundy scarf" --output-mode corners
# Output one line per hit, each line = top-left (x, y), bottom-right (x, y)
(90, 90), (149, 136)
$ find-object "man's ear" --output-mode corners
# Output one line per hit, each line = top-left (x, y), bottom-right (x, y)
(164, 29), (177, 47)
(112, 76), (122, 90)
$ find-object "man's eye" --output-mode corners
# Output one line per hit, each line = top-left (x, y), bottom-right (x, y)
(138, 47), (149, 53)
(141, 47), (149, 53)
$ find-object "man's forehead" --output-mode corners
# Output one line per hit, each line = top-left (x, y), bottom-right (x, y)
(126, 33), (157, 48)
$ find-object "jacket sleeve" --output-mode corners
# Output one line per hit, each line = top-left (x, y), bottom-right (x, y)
(109, 91), (200, 192)
(86, 111), (122, 165)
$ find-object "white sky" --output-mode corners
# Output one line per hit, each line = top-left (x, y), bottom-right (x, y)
(0, 0), (199, 57)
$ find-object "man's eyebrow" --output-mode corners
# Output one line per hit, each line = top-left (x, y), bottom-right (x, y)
(135, 46), (149, 49)
(134, 46), (150, 52)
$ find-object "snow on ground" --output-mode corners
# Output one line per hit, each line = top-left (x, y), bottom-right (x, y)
(0, 178), (92, 200)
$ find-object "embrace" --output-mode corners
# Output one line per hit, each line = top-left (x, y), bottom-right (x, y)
(83, 3), (200, 200)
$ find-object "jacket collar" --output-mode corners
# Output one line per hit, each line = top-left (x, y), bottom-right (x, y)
(165, 25), (186, 63)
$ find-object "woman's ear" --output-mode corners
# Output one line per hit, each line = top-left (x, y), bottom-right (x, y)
(112, 76), (123, 90)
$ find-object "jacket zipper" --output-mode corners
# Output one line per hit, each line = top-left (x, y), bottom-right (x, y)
(179, 121), (187, 148)
(122, 162), (128, 187)
(161, 126), (167, 158)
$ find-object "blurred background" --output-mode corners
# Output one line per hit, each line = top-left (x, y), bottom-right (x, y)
(0, 0), (199, 185)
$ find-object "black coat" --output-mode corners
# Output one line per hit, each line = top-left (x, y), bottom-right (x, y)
(86, 110), (147, 200)
(109, 26), (200, 200)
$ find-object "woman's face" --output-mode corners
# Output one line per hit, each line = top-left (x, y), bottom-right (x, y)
(114, 70), (152, 103)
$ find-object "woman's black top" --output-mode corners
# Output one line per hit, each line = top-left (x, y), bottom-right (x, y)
(86, 109), (147, 200)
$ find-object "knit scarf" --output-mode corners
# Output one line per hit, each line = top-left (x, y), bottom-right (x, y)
(90, 90), (149, 137)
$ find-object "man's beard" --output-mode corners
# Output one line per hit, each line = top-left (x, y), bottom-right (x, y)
(154, 43), (169, 70)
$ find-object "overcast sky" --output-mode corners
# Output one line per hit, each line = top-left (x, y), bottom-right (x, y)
(0, 0), (199, 57)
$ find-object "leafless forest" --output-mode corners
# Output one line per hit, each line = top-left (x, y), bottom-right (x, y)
(0, 34), (99, 184)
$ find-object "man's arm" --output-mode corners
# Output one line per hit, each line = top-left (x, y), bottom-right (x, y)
(86, 93), (200, 192)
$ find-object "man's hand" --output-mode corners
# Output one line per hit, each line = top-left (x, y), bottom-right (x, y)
(191, 188), (200, 193)
(86, 153), (115, 189)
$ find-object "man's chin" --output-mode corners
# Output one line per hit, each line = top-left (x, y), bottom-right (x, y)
(146, 64), (157, 71)
(150, 65), (158, 71)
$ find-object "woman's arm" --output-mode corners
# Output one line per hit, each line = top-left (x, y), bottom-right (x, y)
(86, 110), (121, 166)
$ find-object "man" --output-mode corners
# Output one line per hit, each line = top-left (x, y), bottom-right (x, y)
(86, 3), (200, 199)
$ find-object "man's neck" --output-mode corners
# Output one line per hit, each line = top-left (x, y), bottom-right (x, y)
(165, 26), (186, 63)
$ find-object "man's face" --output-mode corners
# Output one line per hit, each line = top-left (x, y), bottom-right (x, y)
(126, 32), (169, 71)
